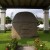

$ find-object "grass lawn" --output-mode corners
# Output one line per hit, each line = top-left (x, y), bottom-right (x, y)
(38, 31), (50, 49)
(0, 31), (11, 50)
(0, 31), (50, 50)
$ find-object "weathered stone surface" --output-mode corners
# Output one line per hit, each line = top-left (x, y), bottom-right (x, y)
(23, 46), (35, 50)
(12, 12), (38, 39)
(14, 46), (36, 50)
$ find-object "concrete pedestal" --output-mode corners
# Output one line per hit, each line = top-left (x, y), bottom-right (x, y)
(43, 9), (49, 32)
(0, 9), (6, 32)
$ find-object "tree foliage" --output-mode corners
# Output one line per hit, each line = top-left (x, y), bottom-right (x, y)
(5, 16), (12, 24)
(49, 19), (50, 24)
(39, 21), (43, 24)
(36, 17), (43, 24)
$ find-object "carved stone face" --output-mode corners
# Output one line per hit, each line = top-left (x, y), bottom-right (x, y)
(12, 12), (38, 39)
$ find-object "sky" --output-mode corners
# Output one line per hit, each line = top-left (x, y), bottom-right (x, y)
(6, 9), (50, 19)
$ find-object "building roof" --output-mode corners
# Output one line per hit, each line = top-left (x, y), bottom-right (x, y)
(0, 0), (50, 9)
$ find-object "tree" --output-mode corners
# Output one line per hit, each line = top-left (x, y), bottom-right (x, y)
(5, 16), (12, 24)
(36, 17), (43, 24)
(39, 21), (43, 24)
(49, 19), (50, 24)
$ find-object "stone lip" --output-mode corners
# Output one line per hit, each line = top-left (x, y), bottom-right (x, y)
(23, 46), (35, 50)
(16, 45), (36, 50)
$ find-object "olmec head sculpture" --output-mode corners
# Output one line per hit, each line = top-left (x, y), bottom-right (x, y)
(12, 12), (38, 39)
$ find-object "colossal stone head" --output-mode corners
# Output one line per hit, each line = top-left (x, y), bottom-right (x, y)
(12, 12), (38, 39)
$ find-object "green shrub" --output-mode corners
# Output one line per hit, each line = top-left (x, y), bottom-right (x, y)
(6, 43), (11, 50)
(34, 38), (50, 50)
(6, 38), (18, 50)
(38, 28), (43, 31)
